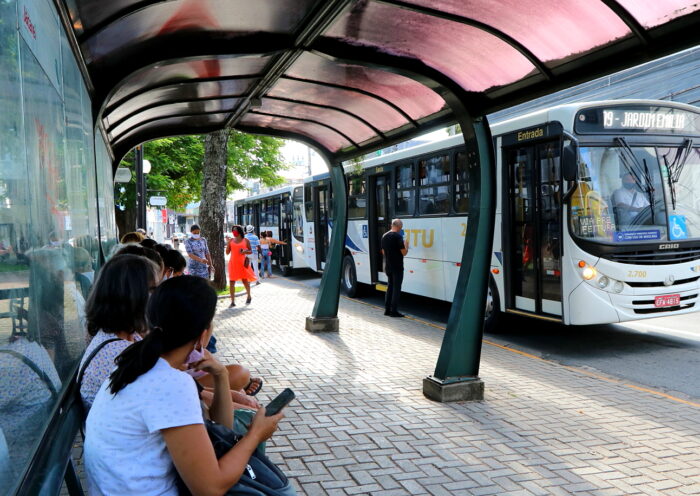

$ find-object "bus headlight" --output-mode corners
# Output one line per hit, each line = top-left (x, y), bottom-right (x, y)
(598, 276), (609, 289)
(582, 266), (597, 280)
(295, 244), (304, 253)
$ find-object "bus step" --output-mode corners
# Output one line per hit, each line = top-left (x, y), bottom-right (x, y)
(375, 283), (388, 292)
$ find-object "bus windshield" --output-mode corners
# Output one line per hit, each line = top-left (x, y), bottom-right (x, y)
(570, 145), (700, 244)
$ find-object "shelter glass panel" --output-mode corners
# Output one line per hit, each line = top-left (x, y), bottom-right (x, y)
(616, 0), (700, 28)
(395, 0), (631, 64)
(106, 56), (270, 109)
(114, 114), (229, 150)
(270, 79), (409, 132)
(110, 99), (241, 141)
(284, 53), (445, 121)
(104, 78), (256, 127)
(240, 114), (350, 152)
(82, 0), (317, 63)
(259, 99), (376, 144)
(326, 2), (536, 92)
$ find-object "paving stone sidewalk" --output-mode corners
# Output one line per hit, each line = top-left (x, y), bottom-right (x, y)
(216, 277), (700, 496)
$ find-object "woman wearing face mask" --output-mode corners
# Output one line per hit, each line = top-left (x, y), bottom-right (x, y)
(225, 225), (256, 307)
(84, 276), (284, 495)
(162, 248), (186, 280)
(184, 224), (212, 279)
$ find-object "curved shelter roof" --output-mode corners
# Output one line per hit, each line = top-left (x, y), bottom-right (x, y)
(59, 0), (700, 163)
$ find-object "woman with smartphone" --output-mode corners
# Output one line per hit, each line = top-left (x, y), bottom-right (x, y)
(84, 276), (283, 495)
(225, 225), (256, 307)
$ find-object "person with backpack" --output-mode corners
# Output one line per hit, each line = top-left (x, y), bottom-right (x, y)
(84, 276), (284, 495)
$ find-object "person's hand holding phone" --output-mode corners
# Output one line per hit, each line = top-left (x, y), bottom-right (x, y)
(248, 406), (283, 443)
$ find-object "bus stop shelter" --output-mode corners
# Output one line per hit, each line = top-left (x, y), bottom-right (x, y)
(62, 0), (700, 401)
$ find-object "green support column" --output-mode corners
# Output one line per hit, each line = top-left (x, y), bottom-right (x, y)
(306, 162), (347, 332)
(423, 116), (495, 402)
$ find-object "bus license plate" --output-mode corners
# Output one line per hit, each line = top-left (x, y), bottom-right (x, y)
(654, 294), (680, 307)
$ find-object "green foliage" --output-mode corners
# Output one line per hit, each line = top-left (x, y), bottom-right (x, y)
(115, 131), (286, 213)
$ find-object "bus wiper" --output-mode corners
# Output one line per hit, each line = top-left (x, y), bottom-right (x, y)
(662, 138), (693, 210)
(615, 137), (656, 218)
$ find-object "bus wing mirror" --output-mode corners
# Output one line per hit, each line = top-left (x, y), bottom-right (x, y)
(562, 143), (578, 181)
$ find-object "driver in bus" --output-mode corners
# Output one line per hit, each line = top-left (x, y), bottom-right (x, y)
(611, 170), (650, 225)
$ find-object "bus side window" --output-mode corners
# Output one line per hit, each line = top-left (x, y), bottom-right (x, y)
(454, 151), (469, 213)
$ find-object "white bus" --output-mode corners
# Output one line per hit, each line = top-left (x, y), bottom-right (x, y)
(302, 100), (700, 330)
(234, 185), (308, 275)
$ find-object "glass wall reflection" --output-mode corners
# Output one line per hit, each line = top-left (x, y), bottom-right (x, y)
(0, 0), (116, 491)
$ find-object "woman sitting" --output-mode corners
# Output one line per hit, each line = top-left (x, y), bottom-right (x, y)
(79, 254), (159, 410)
(84, 276), (283, 495)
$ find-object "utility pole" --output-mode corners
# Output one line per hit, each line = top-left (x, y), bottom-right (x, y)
(135, 145), (146, 230)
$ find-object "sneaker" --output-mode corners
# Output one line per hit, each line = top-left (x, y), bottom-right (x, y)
(389, 312), (405, 318)
(384, 310), (391, 316)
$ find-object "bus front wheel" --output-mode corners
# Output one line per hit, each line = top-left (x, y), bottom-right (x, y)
(484, 277), (502, 333)
(341, 255), (361, 297)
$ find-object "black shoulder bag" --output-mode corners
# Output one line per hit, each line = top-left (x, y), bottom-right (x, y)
(177, 420), (296, 496)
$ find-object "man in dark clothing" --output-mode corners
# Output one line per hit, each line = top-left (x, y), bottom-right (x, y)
(381, 218), (409, 317)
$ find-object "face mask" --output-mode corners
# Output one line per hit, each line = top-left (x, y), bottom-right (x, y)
(80, 271), (95, 284)
(191, 234), (201, 239)
(184, 346), (207, 378)
(623, 182), (635, 190)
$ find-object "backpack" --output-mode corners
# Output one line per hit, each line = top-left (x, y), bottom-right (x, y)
(177, 420), (296, 496)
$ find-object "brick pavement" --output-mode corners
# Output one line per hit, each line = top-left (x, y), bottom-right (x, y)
(215, 277), (700, 496)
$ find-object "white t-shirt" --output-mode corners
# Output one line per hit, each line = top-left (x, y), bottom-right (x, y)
(612, 187), (650, 225)
(84, 358), (203, 496)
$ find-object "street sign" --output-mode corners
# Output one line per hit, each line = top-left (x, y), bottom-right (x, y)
(149, 195), (167, 206)
(114, 167), (132, 183)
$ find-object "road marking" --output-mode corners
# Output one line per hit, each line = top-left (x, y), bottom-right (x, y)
(619, 322), (700, 342)
(283, 277), (700, 409)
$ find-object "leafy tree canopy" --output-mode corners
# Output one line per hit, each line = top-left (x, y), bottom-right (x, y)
(115, 131), (286, 212)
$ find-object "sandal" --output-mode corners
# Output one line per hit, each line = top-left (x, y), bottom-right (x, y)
(229, 301), (236, 308)
(245, 296), (252, 305)
(244, 377), (263, 396)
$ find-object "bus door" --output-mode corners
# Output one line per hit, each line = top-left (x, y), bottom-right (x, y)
(506, 139), (562, 317)
(278, 193), (293, 267)
(368, 170), (391, 283)
(314, 184), (330, 268)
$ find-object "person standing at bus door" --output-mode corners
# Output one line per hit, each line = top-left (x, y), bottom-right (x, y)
(244, 225), (261, 284)
(184, 225), (212, 279)
(261, 231), (287, 278)
(381, 219), (409, 318)
(611, 171), (649, 226)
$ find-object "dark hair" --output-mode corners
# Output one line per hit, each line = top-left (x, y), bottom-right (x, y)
(115, 244), (164, 271)
(140, 238), (158, 249)
(109, 276), (217, 394)
(190, 224), (200, 232)
(232, 225), (244, 237)
(85, 255), (159, 336)
(153, 243), (170, 262)
(260, 232), (267, 239)
(163, 248), (186, 272)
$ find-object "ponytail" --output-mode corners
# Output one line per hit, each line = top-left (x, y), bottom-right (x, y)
(107, 276), (217, 395)
(109, 329), (164, 394)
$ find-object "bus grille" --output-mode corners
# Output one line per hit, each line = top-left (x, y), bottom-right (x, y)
(626, 276), (700, 288)
(606, 247), (700, 265)
(632, 294), (697, 314)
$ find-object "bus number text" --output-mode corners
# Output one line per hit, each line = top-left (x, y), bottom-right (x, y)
(627, 270), (647, 278)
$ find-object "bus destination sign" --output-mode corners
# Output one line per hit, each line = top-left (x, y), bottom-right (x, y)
(575, 106), (700, 135)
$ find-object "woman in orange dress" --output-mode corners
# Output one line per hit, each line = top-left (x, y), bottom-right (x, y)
(226, 225), (256, 307)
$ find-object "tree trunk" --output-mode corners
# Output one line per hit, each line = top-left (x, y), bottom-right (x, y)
(115, 207), (137, 241)
(199, 129), (229, 290)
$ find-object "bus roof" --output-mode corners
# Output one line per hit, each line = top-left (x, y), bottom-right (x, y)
(235, 184), (301, 204)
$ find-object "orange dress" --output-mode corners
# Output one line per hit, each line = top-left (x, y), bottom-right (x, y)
(228, 238), (257, 282)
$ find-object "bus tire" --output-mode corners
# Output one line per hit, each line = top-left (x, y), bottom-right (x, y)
(484, 276), (502, 333)
(280, 265), (294, 277)
(341, 255), (361, 297)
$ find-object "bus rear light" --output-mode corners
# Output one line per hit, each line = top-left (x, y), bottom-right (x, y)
(455, 262), (461, 267)
(491, 268), (499, 274)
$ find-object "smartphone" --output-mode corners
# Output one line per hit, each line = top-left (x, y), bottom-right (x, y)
(265, 388), (295, 416)
(399, 229), (405, 238)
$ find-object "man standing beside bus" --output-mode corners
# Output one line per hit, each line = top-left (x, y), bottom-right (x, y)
(381, 219), (409, 317)
(245, 225), (262, 284)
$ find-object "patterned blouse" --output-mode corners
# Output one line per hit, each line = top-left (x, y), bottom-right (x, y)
(79, 330), (139, 410)
(184, 237), (210, 278)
